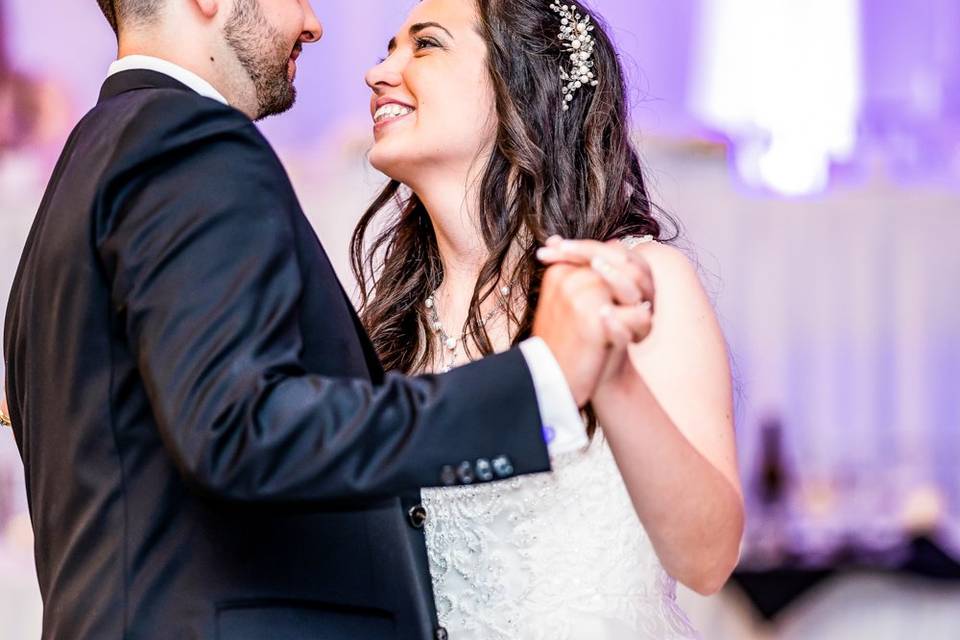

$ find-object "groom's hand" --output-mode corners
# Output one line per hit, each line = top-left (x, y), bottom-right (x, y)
(533, 239), (654, 406)
(532, 264), (618, 407)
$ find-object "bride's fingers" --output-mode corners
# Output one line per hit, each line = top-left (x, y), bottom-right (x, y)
(536, 245), (577, 264)
(556, 238), (636, 263)
(539, 239), (652, 282)
(589, 256), (643, 304)
(537, 251), (651, 307)
(537, 238), (620, 267)
(537, 239), (656, 308)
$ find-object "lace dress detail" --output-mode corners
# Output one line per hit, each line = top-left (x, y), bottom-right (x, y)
(421, 436), (699, 639)
(422, 234), (697, 638)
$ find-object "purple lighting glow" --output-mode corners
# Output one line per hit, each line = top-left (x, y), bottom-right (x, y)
(691, 0), (863, 196)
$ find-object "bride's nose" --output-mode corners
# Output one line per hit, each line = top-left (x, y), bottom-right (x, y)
(365, 59), (402, 93)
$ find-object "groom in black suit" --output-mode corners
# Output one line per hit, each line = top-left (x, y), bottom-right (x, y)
(2, 1), (637, 638)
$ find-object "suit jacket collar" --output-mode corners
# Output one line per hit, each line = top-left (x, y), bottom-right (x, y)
(98, 69), (199, 105)
(108, 56), (230, 105)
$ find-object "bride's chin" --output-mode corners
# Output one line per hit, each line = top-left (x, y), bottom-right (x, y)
(368, 155), (390, 175)
(369, 152), (410, 183)
(369, 159), (400, 181)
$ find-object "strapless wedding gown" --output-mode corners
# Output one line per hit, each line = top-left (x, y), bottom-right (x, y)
(421, 433), (700, 639)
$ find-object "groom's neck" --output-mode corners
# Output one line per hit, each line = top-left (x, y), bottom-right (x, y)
(116, 24), (259, 119)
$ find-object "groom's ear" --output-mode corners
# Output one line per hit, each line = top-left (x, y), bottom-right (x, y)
(193, 0), (220, 20)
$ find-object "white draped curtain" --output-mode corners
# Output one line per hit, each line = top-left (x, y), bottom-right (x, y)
(645, 144), (960, 565)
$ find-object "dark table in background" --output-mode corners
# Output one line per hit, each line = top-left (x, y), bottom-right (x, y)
(731, 536), (960, 620)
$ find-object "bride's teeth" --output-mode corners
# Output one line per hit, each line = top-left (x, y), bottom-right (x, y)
(375, 104), (413, 123)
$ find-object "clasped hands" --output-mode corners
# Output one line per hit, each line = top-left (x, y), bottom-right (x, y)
(532, 236), (654, 407)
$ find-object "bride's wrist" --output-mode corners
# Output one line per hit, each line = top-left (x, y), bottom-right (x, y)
(595, 364), (641, 408)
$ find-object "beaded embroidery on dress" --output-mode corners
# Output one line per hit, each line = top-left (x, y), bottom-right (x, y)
(421, 236), (700, 639)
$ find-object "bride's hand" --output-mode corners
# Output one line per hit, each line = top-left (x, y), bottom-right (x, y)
(537, 237), (653, 305)
(536, 237), (655, 388)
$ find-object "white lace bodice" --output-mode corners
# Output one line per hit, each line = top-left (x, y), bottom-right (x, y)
(422, 434), (700, 639)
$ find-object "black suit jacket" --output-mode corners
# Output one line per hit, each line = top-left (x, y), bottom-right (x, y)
(3, 70), (551, 639)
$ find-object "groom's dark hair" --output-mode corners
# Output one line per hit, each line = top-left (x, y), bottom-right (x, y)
(96, 0), (164, 36)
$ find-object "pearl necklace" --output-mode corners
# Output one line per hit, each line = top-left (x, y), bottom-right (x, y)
(425, 285), (513, 373)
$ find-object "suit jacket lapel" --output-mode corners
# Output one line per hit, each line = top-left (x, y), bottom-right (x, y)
(99, 69), (388, 382)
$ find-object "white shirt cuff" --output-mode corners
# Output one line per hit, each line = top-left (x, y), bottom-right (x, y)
(518, 337), (589, 456)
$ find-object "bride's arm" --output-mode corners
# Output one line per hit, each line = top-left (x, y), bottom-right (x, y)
(593, 240), (743, 595)
(538, 237), (743, 595)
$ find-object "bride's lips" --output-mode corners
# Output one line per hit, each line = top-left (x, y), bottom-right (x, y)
(372, 97), (416, 134)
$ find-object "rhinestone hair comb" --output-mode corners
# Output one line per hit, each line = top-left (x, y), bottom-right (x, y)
(549, 3), (599, 111)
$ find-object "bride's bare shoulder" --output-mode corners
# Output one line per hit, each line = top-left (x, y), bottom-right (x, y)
(623, 237), (700, 287)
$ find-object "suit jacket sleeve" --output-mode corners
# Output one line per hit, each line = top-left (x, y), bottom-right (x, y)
(96, 94), (551, 504)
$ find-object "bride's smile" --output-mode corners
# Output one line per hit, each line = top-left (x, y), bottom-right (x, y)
(371, 97), (416, 130)
(365, 0), (497, 191)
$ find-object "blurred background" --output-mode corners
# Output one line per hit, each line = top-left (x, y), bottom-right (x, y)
(2, 0), (959, 638)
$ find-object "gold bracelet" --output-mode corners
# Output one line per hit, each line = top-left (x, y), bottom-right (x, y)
(0, 407), (11, 427)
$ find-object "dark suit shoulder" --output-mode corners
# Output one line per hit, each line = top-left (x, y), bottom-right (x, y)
(87, 88), (294, 238)
(94, 87), (272, 164)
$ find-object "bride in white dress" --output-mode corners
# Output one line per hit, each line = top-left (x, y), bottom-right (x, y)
(357, 0), (744, 637)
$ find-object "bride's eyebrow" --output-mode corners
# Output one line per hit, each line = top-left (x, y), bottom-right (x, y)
(386, 21), (456, 53)
(409, 22), (455, 39)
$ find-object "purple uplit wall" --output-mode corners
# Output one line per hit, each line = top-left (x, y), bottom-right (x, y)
(8, 1), (958, 192)
(859, 0), (960, 184)
(3, 0), (415, 144)
(4, 1), (703, 144)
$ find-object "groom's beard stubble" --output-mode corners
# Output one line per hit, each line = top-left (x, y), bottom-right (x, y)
(224, 0), (298, 120)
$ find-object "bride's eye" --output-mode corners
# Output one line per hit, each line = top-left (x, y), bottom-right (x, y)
(414, 36), (443, 52)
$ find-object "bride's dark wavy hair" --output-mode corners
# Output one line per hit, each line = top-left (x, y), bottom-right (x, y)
(352, 0), (677, 430)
